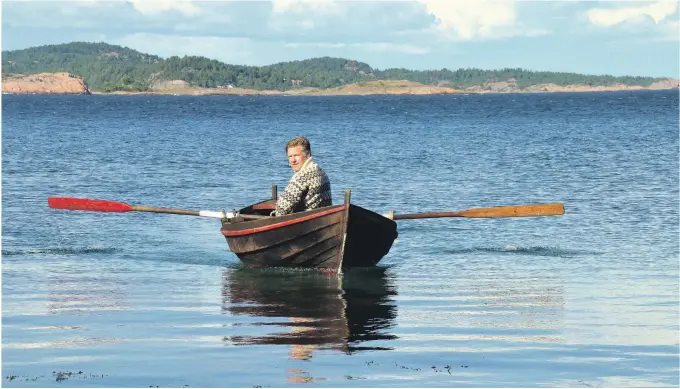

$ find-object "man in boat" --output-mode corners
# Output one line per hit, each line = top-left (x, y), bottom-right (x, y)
(273, 136), (332, 216)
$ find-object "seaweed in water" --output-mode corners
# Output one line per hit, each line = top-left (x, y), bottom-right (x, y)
(2, 247), (117, 256)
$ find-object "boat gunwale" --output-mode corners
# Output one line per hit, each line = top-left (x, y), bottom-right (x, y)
(221, 205), (346, 237)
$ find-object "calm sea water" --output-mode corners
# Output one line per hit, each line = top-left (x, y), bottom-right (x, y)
(2, 91), (678, 387)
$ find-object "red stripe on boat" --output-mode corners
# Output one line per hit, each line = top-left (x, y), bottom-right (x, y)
(222, 206), (346, 237)
(252, 203), (275, 210)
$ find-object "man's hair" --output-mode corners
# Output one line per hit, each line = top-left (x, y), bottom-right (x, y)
(286, 136), (311, 155)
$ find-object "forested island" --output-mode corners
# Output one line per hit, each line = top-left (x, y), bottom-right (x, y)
(2, 42), (678, 95)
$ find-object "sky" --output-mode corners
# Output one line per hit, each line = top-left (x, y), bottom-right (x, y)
(1, 0), (679, 78)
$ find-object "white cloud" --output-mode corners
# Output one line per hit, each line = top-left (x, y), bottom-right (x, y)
(417, 0), (521, 40)
(267, 0), (544, 41)
(128, 0), (202, 16)
(586, 1), (678, 27)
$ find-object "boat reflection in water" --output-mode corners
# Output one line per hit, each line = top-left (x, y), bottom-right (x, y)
(221, 266), (398, 361)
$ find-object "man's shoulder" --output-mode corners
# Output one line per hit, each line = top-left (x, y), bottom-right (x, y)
(295, 159), (329, 180)
(308, 160), (330, 176)
(300, 158), (322, 173)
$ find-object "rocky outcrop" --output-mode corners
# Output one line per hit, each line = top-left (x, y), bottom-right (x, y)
(648, 79), (680, 90)
(150, 79), (191, 90)
(124, 79), (460, 96)
(520, 83), (644, 93)
(299, 80), (460, 96)
(468, 78), (519, 93)
(466, 78), (679, 94)
(2, 72), (90, 94)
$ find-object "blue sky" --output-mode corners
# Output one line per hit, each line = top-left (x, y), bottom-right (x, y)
(2, 0), (679, 77)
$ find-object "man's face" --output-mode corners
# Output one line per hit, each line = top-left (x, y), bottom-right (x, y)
(287, 145), (309, 173)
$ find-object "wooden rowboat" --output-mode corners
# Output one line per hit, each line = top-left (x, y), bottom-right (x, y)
(220, 188), (398, 272)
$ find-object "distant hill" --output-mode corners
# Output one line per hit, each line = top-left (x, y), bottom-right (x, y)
(2, 42), (162, 91)
(1, 41), (672, 92)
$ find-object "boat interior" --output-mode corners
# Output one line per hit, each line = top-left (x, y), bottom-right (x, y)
(238, 198), (277, 218)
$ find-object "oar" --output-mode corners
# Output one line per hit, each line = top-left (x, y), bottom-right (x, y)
(47, 197), (267, 220)
(388, 203), (565, 220)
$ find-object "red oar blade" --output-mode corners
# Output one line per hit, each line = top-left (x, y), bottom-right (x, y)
(48, 197), (133, 213)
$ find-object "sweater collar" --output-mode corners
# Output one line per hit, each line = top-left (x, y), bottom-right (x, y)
(299, 157), (313, 172)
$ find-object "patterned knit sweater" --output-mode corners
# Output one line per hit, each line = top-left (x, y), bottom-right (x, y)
(274, 158), (333, 216)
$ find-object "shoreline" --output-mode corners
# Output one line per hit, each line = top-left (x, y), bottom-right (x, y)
(2, 73), (678, 96)
(4, 88), (677, 96)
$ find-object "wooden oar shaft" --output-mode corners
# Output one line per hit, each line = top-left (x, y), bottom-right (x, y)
(131, 206), (269, 220)
(392, 203), (565, 220)
(130, 206), (268, 220)
(131, 205), (201, 216)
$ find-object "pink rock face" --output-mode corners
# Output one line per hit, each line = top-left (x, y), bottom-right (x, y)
(648, 79), (680, 90)
(464, 79), (680, 94)
(2, 72), (90, 94)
